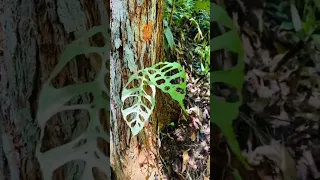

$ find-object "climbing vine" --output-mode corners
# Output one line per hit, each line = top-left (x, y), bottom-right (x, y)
(121, 62), (187, 136)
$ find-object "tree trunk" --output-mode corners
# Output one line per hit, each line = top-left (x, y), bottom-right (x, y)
(110, 0), (181, 179)
(0, 0), (109, 179)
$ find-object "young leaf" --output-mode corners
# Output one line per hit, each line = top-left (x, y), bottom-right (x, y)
(165, 27), (175, 48)
(150, 62), (187, 112)
(121, 73), (156, 136)
(290, 3), (302, 32)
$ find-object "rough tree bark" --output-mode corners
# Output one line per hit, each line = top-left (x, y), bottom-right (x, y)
(110, 0), (181, 179)
(0, 0), (109, 179)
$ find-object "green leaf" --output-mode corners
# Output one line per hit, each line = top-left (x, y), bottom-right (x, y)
(290, 3), (302, 32)
(232, 169), (243, 180)
(165, 27), (175, 48)
(312, 34), (320, 48)
(122, 80), (156, 136)
(164, 37), (169, 52)
(210, 2), (236, 30)
(150, 62), (187, 111)
(195, 1), (210, 13)
(279, 22), (294, 30)
(122, 62), (187, 136)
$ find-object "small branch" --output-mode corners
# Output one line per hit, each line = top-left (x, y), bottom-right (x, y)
(169, 0), (175, 27)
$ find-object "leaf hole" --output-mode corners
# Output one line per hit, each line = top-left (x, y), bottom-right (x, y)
(139, 115), (146, 122)
(40, 109), (90, 153)
(148, 69), (156, 74)
(164, 86), (170, 91)
(138, 71), (144, 77)
(88, 53), (103, 72)
(127, 78), (142, 88)
(123, 96), (139, 110)
(211, 82), (239, 102)
(144, 74), (150, 81)
(140, 105), (148, 113)
(164, 69), (180, 76)
(126, 112), (137, 123)
(176, 87), (185, 94)
(88, 32), (105, 47)
(210, 22), (231, 39)
(156, 79), (166, 85)
(211, 49), (238, 71)
(92, 167), (108, 180)
(52, 160), (86, 179)
(154, 63), (166, 69)
(50, 53), (96, 88)
(170, 77), (184, 85)
(131, 121), (137, 128)
(143, 84), (153, 96)
(96, 137), (109, 157)
(141, 96), (152, 109)
(99, 109), (110, 135)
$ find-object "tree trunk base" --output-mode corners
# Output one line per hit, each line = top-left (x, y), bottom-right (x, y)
(111, 126), (164, 180)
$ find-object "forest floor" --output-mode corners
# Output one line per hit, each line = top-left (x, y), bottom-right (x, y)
(158, 66), (210, 180)
(213, 0), (320, 180)
(158, 9), (211, 180)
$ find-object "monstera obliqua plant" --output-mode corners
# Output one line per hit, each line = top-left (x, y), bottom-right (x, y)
(36, 24), (110, 180)
(211, 3), (249, 168)
(121, 62), (187, 136)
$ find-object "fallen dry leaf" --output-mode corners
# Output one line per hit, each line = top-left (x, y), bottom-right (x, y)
(191, 116), (202, 129)
(182, 151), (189, 173)
(191, 132), (196, 141)
(188, 156), (197, 169)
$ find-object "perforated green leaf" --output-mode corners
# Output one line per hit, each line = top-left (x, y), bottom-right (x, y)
(211, 3), (249, 168)
(36, 24), (110, 180)
(121, 62), (186, 136)
(121, 74), (156, 136)
(149, 62), (186, 112)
